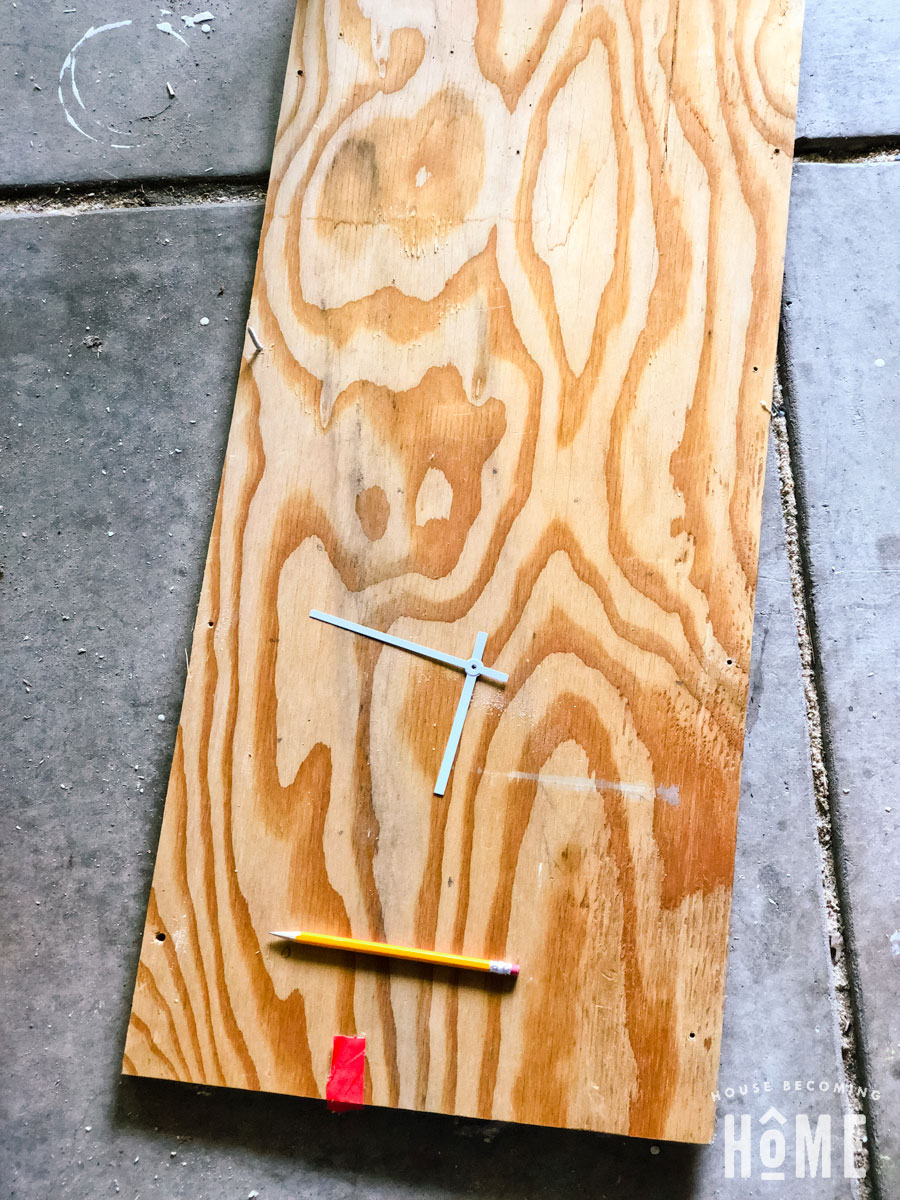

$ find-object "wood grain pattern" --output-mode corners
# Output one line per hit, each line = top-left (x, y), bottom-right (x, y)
(124, 0), (804, 1142)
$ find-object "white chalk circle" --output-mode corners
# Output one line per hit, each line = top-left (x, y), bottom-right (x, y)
(58, 15), (212, 149)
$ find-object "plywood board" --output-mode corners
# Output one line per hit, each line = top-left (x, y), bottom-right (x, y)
(124, 0), (804, 1143)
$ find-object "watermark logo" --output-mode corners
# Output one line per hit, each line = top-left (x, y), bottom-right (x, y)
(715, 1081), (872, 1180)
(724, 1107), (864, 1179)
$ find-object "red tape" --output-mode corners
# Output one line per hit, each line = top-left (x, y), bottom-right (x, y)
(326, 1034), (365, 1112)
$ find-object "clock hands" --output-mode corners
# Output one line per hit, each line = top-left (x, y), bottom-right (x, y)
(309, 610), (508, 795)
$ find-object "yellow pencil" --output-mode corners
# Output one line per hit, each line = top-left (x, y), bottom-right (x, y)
(270, 930), (519, 977)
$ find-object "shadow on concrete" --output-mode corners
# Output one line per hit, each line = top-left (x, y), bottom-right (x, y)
(113, 1074), (702, 1200)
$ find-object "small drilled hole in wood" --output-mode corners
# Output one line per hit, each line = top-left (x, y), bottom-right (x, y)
(208, 620), (214, 627)
(726, 658), (733, 665)
(689, 1032), (695, 1039)
(155, 932), (166, 942)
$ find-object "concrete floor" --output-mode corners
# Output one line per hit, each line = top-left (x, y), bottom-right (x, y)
(1, 4), (897, 1198)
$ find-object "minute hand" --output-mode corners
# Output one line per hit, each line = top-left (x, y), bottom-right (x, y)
(309, 610), (508, 685)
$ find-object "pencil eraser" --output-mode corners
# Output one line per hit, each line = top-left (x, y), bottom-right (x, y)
(510, 963), (520, 977)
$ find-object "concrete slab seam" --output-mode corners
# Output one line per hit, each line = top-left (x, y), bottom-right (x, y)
(4, 131), (898, 220)
(794, 137), (900, 165)
(771, 361), (877, 1200)
(0, 176), (268, 219)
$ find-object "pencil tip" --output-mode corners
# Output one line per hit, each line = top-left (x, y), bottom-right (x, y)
(270, 931), (297, 940)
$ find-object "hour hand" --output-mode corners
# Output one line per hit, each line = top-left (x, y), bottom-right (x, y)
(310, 610), (471, 674)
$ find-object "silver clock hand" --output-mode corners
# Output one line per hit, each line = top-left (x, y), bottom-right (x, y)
(434, 632), (487, 796)
(309, 610), (507, 684)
